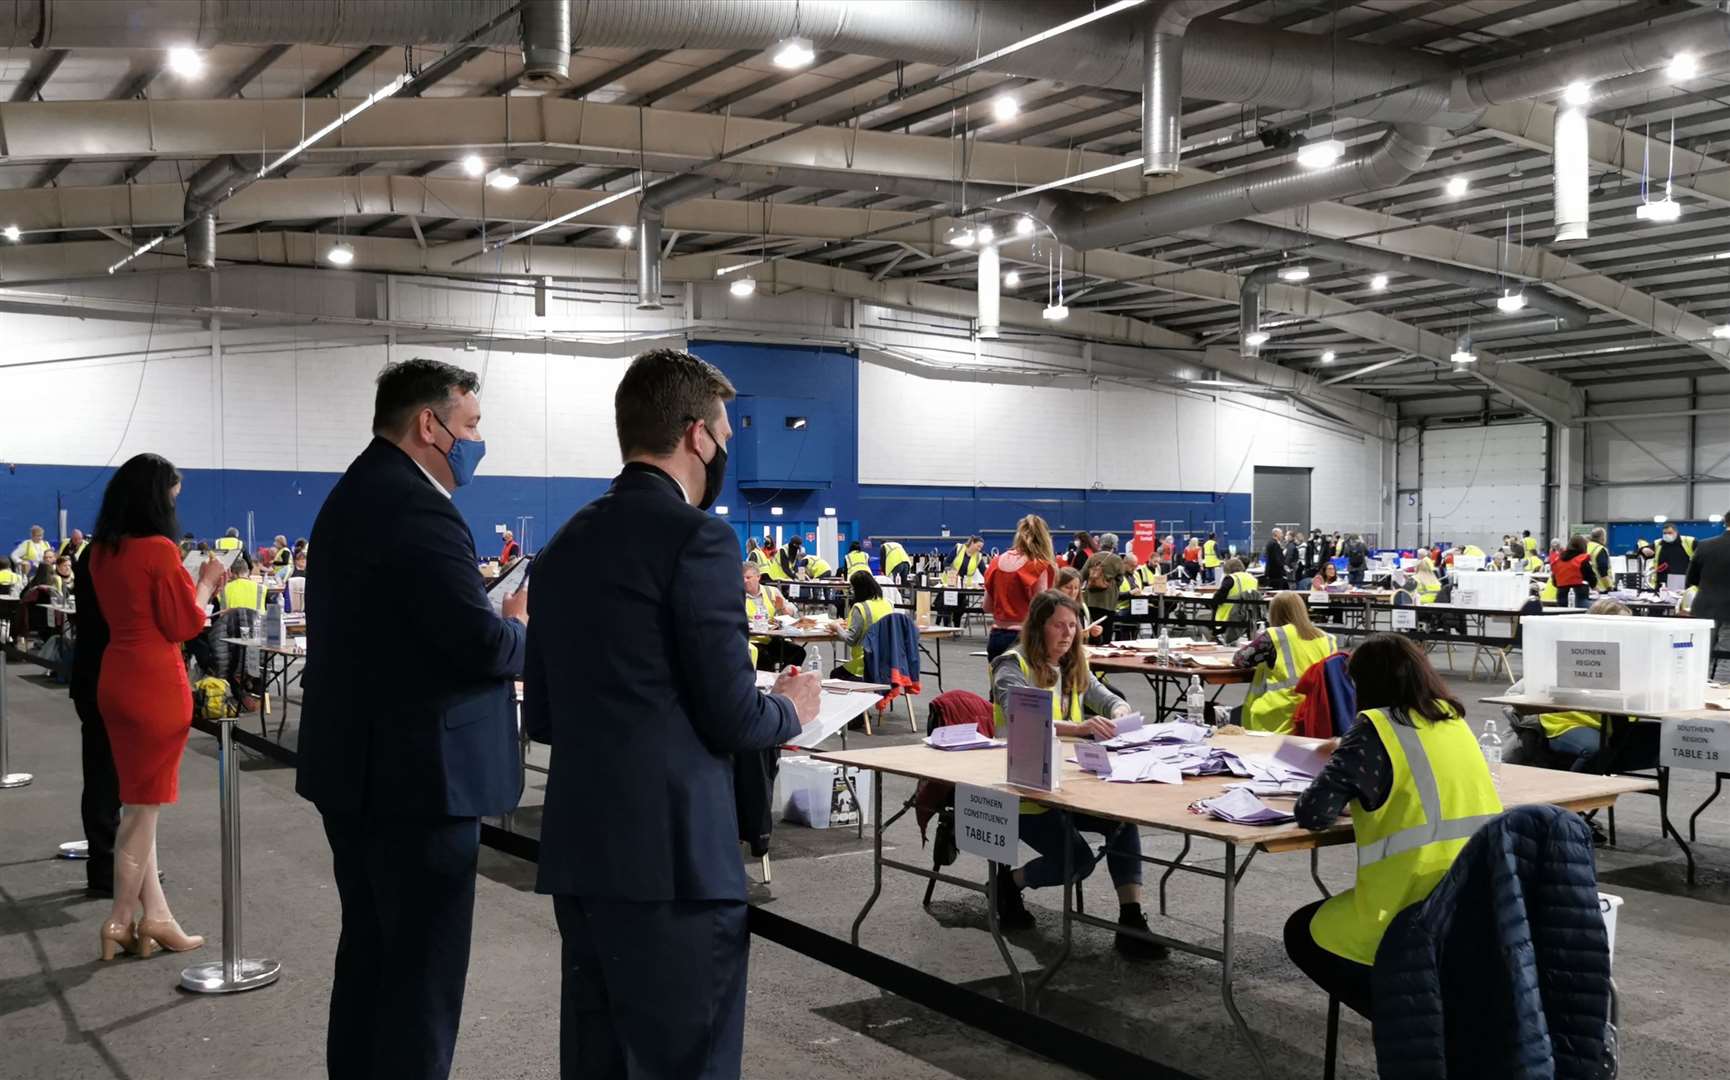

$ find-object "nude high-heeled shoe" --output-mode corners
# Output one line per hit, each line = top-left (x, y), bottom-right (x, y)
(99, 920), (138, 961)
(135, 917), (204, 957)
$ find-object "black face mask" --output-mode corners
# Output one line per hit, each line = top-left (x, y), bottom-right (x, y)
(694, 422), (727, 511)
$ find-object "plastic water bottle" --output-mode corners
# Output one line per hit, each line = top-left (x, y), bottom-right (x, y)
(1158, 627), (1171, 663)
(803, 646), (822, 676)
(1479, 716), (1504, 785)
(263, 596), (285, 646)
(1186, 675), (1206, 727)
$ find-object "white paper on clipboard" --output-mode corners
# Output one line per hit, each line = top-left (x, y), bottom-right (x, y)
(487, 557), (530, 615)
(183, 548), (241, 577)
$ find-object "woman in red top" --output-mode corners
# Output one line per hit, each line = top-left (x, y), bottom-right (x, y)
(88, 454), (227, 961)
(983, 515), (1056, 660)
(1549, 533), (1593, 609)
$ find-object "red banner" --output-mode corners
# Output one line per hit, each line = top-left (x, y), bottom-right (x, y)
(1131, 520), (1158, 565)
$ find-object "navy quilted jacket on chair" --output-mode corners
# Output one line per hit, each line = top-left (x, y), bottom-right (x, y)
(1372, 804), (1612, 1080)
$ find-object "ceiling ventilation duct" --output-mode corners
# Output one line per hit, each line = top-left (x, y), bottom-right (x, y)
(636, 210), (663, 310)
(1552, 97), (1590, 243)
(184, 212), (217, 271)
(518, 0), (571, 88)
(181, 155), (248, 271)
(976, 243), (1001, 339)
(1143, 2), (1232, 175)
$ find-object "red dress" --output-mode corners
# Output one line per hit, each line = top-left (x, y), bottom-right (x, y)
(91, 536), (207, 804)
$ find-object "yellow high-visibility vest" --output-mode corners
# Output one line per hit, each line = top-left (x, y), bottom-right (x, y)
(841, 597), (894, 677)
(1203, 540), (1221, 569)
(222, 577), (263, 611)
(215, 536), (242, 552)
(844, 550), (871, 574)
(1215, 571), (1259, 623)
(882, 542), (910, 578)
(1243, 625), (1337, 734)
(1309, 705), (1502, 966)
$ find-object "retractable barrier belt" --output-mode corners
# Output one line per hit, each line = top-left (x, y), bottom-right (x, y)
(191, 716), (1197, 1079)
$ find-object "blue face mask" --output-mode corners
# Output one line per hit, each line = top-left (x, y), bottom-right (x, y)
(434, 414), (486, 488)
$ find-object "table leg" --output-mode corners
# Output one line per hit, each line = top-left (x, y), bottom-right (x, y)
(1309, 847), (1331, 899)
(850, 774), (885, 947)
(256, 651), (270, 742)
(1158, 835), (1191, 915)
(1220, 843), (1271, 1078)
(1656, 766), (1697, 886)
(1689, 772), (1725, 842)
(984, 862), (1028, 1009)
(1030, 812), (1075, 1007)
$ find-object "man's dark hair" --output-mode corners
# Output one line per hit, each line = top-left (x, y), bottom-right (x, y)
(373, 357), (480, 438)
(94, 453), (183, 552)
(615, 348), (736, 458)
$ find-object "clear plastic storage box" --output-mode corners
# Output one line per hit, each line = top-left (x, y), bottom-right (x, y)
(1520, 614), (1710, 712)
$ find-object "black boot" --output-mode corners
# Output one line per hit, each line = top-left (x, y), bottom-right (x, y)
(992, 870), (1035, 931)
(1115, 904), (1169, 960)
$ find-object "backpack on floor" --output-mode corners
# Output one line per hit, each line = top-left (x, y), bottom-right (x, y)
(193, 675), (238, 720)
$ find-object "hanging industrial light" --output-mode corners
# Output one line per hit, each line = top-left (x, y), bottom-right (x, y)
(729, 277), (757, 298)
(773, 36), (815, 69)
(1277, 265), (1311, 283)
(326, 241), (355, 266)
(1295, 139), (1345, 169)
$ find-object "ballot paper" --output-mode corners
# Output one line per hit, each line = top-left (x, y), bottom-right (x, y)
(1098, 721), (1208, 750)
(1226, 779), (1312, 798)
(1196, 787), (1296, 825)
(925, 725), (1003, 751)
(183, 548), (241, 576)
(1271, 738), (1331, 779)
(486, 554), (530, 616)
(1100, 754), (1185, 784)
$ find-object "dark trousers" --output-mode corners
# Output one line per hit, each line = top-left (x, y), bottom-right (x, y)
(73, 695), (120, 892)
(1561, 583), (1590, 608)
(1285, 900), (1373, 1020)
(985, 627), (1020, 660)
(321, 813), (480, 1080)
(553, 894), (749, 1080)
(1348, 567), (1365, 586)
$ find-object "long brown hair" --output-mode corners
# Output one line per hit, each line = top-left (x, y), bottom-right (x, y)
(1268, 592), (1322, 640)
(1347, 634), (1463, 724)
(1012, 514), (1055, 564)
(1017, 590), (1088, 696)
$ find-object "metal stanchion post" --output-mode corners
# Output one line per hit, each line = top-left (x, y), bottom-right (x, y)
(179, 716), (280, 993)
(0, 623), (33, 789)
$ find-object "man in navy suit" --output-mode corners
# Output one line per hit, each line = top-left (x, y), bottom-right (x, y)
(298, 357), (528, 1080)
(526, 348), (820, 1078)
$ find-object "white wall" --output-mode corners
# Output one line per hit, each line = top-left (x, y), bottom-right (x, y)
(1579, 375), (1730, 523)
(857, 360), (1385, 531)
(1418, 421), (1545, 549)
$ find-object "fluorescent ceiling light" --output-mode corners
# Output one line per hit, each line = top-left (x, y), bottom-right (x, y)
(729, 277), (757, 298)
(2, 225), (18, 242)
(462, 154), (485, 177)
(1653, 514), (1669, 524)
(1277, 265), (1310, 283)
(1016, 216), (1036, 236)
(1713, 324), (1730, 340)
(714, 505), (729, 515)
(773, 36), (815, 69)
(614, 225), (634, 244)
(1003, 270), (1021, 287)
(1320, 350), (1336, 364)
(255, 71), (410, 179)
(945, 226), (976, 248)
(1712, 514), (1724, 523)
(106, 233), (167, 274)
(1295, 139), (1345, 168)
(326, 242), (355, 266)
(1668, 53), (1699, 81)
(770, 506), (784, 516)
(488, 172), (520, 190)
(167, 47), (204, 78)
(1562, 81), (1592, 107)
(1450, 348), (1476, 364)
(1369, 273), (1389, 291)
(824, 507), (838, 516)
(1496, 292), (1527, 313)
(1042, 304), (1069, 321)
(992, 94), (1020, 123)
(1635, 197), (1681, 222)
(1245, 330), (1270, 347)
(1445, 176), (1469, 198)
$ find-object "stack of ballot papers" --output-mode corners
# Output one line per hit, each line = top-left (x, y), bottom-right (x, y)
(1196, 787), (1296, 825)
(1093, 754), (1185, 784)
(923, 725), (1003, 751)
(1098, 720), (1206, 750)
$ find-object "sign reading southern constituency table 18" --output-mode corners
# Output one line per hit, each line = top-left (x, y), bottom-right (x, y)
(1557, 641), (1621, 690)
(1660, 717), (1730, 772)
(955, 784), (1019, 862)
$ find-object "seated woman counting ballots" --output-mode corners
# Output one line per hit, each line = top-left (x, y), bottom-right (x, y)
(1054, 567), (1103, 642)
(1228, 592), (1338, 733)
(827, 570), (893, 681)
(1309, 561), (1342, 592)
(1411, 559), (1441, 603)
(1210, 557), (1260, 642)
(988, 590), (1163, 959)
(743, 560), (807, 673)
(1283, 634), (1502, 1019)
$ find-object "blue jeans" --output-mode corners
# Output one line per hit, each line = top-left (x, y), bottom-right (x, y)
(986, 627), (1020, 661)
(1016, 810), (1143, 890)
(1548, 725), (1601, 769)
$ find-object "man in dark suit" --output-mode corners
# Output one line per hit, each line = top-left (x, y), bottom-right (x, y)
(525, 348), (821, 1079)
(1687, 513), (1730, 669)
(70, 543), (119, 896)
(297, 357), (528, 1080)
(1262, 527), (1288, 590)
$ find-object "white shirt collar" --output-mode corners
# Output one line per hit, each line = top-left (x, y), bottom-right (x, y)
(670, 472), (691, 505)
(412, 457), (452, 499)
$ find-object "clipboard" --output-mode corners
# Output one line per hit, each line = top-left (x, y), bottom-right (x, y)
(487, 555), (531, 615)
(182, 548), (241, 576)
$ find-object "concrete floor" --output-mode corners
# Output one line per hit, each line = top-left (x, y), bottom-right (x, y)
(2, 634), (1726, 1080)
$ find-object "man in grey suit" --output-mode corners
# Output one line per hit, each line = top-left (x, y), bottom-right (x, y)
(525, 348), (821, 1078)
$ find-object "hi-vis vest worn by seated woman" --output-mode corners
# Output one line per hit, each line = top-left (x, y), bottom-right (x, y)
(1308, 705), (1504, 966)
(841, 596), (894, 677)
(1215, 571), (1259, 623)
(1242, 625), (1337, 734)
(992, 648), (1080, 815)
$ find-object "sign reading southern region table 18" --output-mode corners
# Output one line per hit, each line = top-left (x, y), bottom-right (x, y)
(1557, 640), (1621, 690)
(955, 784), (1019, 862)
(1391, 607), (1417, 631)
(1660, 717), (1729, 771)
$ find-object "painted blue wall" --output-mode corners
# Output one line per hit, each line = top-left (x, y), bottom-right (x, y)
(2, 339), (1256, 557)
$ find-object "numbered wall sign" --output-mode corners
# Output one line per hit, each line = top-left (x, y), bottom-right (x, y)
(955, 784), (1020, 861)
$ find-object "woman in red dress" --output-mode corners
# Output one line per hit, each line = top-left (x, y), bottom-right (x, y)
(88, 454), (227, 961)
